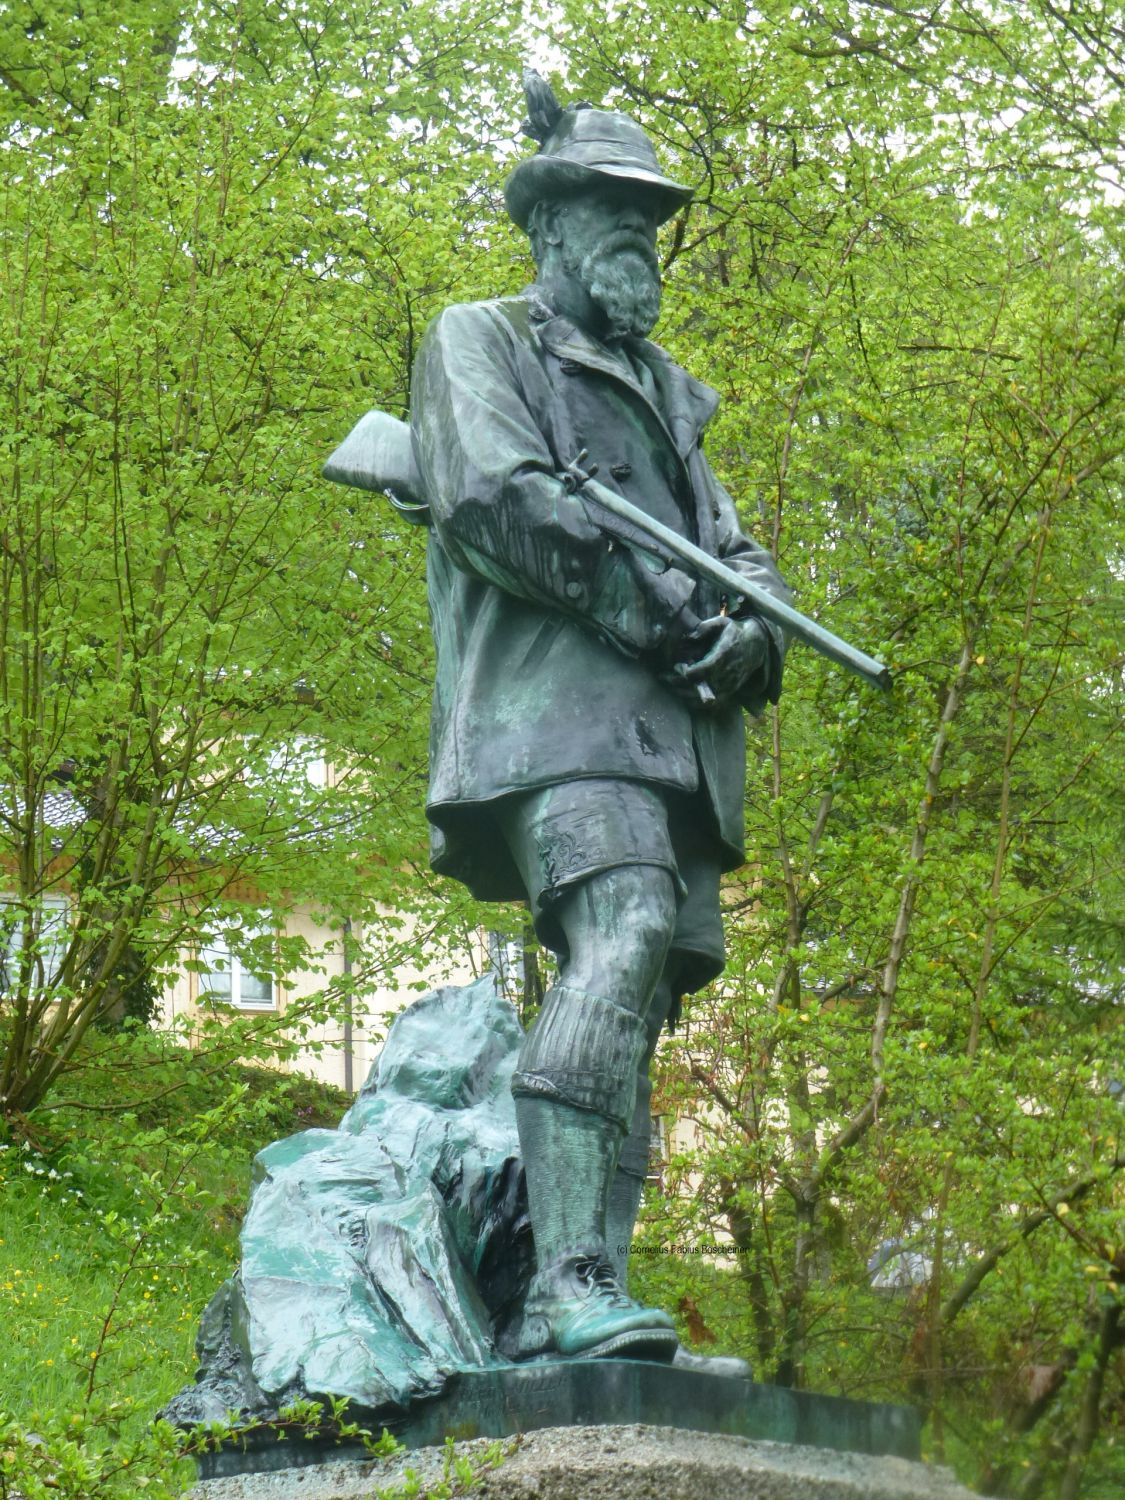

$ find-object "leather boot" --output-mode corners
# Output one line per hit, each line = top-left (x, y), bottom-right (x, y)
(516, 1248), (677, 1361)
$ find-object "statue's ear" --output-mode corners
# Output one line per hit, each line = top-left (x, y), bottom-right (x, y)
(530, 199), (566, 248)
(521, 67), (563, 144)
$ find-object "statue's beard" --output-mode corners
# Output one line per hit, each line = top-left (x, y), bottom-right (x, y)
(566, 232), (662, 341)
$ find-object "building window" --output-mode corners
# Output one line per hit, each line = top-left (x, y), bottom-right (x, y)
(0, 894), (70, 993)
(198, 927), (276, 1010)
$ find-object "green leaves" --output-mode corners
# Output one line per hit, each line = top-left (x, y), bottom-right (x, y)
(1, 4), (1121, 1490)
(0, 0), (528, 1115)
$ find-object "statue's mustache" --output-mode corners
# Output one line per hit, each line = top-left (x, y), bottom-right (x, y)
(590, 230), (660, 275)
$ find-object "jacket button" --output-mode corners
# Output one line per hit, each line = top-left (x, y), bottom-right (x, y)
(610, 463), (632, 480)
(559, 358), (582, 374)
(565, 581), (584, 601)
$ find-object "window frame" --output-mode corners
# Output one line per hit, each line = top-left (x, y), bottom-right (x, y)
(0, 893), (71, 994)
(197, 924), (278, 1012)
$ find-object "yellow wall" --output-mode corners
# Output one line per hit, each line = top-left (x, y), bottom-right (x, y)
(161, 908), (488, 1094)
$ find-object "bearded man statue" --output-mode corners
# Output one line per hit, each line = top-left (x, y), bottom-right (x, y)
(410, 74), (790, 1368)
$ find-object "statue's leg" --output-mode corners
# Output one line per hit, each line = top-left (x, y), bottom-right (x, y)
(603, 968), (753, 1379)
(606, 976), (672, 1284)
(606, 811), (725, 1287)
(511, 863), (680, 1359)
(594, 811), (753, 1378)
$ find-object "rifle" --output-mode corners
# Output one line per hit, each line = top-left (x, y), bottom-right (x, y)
(324, 410), (891, 694)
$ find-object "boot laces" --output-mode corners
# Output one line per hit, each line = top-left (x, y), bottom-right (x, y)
(574, 1254), (632, 1308)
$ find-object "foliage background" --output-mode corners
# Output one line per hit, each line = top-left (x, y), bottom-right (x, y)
(1, 1), (1122, 1495)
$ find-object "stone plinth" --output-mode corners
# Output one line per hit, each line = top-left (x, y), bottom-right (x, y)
(192, 1360), (920, 1483)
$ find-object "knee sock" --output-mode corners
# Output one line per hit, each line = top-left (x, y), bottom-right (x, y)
(606, 976), (674, 1283)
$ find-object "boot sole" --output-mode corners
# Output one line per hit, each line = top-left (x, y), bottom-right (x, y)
(516, 1313), (678, 1364)
(561, 1326), (679, 1362)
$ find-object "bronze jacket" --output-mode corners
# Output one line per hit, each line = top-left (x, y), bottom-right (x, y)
(410, 288), (789, 900)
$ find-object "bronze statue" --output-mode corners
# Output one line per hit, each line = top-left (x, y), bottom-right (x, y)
(169, 76), (895, 1449)
(408, 73), (790, 1367)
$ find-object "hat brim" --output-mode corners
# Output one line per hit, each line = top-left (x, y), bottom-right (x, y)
(505, 156), (693, 230)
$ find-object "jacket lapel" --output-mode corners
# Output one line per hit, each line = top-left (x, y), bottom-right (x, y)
(537, 315), (645, 394)
(629, 341), (721, 460)
(534, 312), (719, 461)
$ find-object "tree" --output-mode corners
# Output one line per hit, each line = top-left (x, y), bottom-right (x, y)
(547, 3), (1123, 1492)
(0, 0), (525, 1119)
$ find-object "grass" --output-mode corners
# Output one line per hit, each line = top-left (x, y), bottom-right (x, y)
(0, 1035), (348, 1493)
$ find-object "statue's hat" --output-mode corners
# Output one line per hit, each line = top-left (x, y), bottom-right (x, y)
(505, 70), (693, 230)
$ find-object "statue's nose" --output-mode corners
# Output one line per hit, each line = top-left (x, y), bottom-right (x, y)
(614, 202), (652, 236)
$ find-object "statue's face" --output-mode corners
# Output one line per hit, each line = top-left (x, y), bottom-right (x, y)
(554, 184), (660, 264)
(551, 183), (663, 341)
